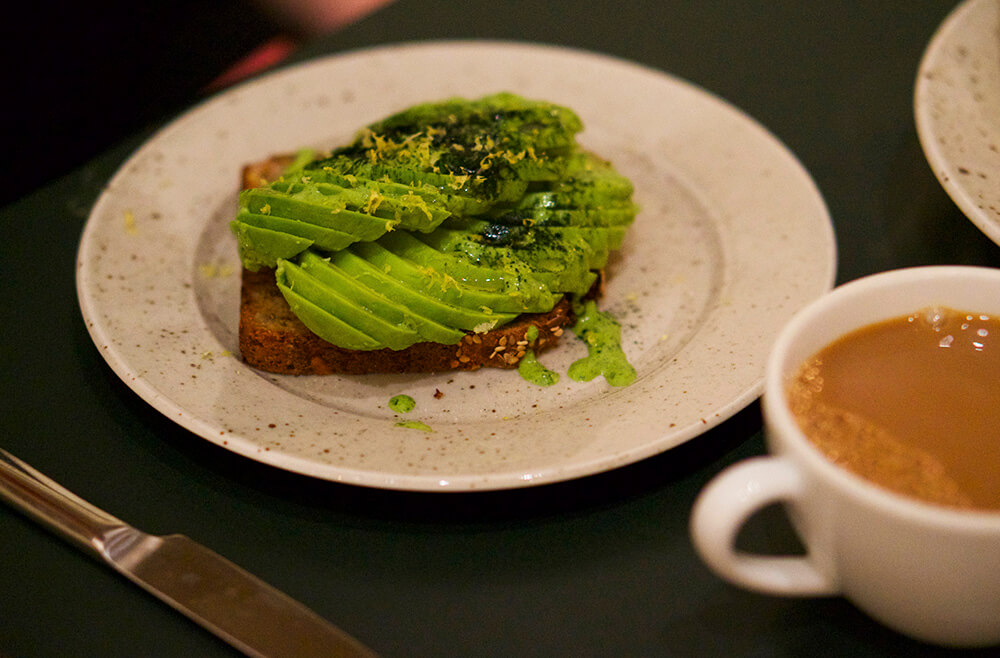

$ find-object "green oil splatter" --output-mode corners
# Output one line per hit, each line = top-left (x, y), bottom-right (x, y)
(395, 420), (433, 432)
(388, 394), (416, 413)
(517, 349), (560, 386)
(390, 395), (430, 430)
(567, 299), (636, 387)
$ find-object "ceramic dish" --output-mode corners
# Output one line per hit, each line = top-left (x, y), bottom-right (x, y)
(916, 0), (1000, 245)
(77, 41), (836, 491)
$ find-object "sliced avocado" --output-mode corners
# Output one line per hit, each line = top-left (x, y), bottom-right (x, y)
(365, 92), (583, 160)
(351, 239), (554, 315)
(488, 204), (638, 228)
(550, 151), (636, 198)
(276, 281), (382, 351)
(296, 251), (465, 345)
(376, 232), (557, 311)
(313, 156), (529, 211)
(262, 176), (452, 230)
(234, 210), (358, 253)
(600, 225), (629, 250)
(546, 226), (613, 270)
(242, 189), (389, 239)
(473, 222), (617, 269)
(277, 259), (423, 350)
(302, 162), (498, 217)
(422, 225), (597, 295)
(516, 187), (635, 208)
(427, 217), (625, 289)
(278, 148), (318, 178)
(311, 92), (586, 210)
(231, 221), (313, 270)
(330, 249), (516, 332)
(294, 165), (435, 198)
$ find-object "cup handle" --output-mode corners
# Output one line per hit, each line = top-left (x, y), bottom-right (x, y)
(690, 456), (839, 596)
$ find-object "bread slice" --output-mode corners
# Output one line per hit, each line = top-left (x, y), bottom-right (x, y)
(237, 156), (586, 375)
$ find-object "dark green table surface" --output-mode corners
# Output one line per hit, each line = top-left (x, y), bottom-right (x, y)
(4, 1), (1000, 656)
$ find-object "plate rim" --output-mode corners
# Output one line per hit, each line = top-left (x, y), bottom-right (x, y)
(915, 0), (1000, 246)
(76, 39), (836, 492)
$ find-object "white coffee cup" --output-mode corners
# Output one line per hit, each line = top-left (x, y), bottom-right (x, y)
(689, 265), (1000, 648)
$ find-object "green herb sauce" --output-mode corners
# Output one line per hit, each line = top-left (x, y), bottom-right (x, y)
(567, 299), (636, 387)
(517, 349), (560, 386)
(388, 394), (416, 413)
(395, 420), (433, 432)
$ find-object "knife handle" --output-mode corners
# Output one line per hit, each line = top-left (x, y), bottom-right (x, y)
(0, 449), (127, 557)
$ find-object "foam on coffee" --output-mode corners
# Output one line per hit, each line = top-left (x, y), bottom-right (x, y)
(787, 307), (1000, 511)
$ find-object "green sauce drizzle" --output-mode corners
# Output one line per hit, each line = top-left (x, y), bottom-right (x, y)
(389, 394), (431, 430)
(388, 394), (416, 413)
(517, 350), (560, 386)
(395, 420), (433, 432)
(567, 299), (636, 387)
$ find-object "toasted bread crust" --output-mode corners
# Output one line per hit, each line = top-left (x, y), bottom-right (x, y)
(241, 155), (295, 189)
(239, 267), (576, 374)
(237, 157), (582, 375)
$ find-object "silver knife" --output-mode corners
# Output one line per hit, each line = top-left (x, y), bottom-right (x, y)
(0, 449), (377, 657)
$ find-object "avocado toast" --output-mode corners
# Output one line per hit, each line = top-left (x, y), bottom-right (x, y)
(232, 93), (638, 375)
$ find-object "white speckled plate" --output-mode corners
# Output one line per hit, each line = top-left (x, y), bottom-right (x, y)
(77, 41), (835, 491)
(916, 0), (1000, 245)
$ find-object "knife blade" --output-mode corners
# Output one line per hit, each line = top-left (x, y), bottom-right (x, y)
(0, 449), (377, 658)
